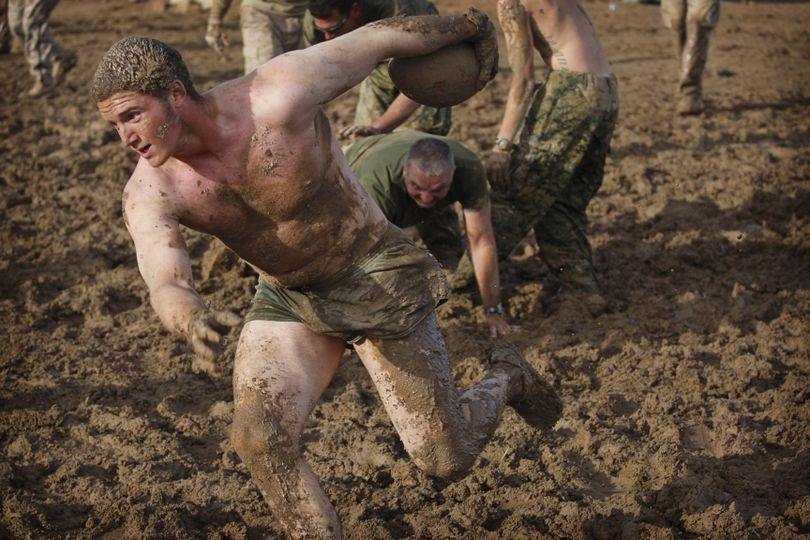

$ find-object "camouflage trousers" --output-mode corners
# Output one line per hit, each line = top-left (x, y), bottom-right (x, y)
(661, 0), (719, 98)
(0, 0), (8, 52)
(3, 0), (64, 86)
(494, 70), (619, 294)
(355, 62), (452, 136)
(240, 4), (303, 74)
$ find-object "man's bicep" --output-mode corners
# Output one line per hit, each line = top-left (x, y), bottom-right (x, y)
(125, 195), (194, 292)
(463, 201), (495, 242)
(260, 35), (385, 117)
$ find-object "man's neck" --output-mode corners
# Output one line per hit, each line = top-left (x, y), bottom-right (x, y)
(171, 97), (220, 161)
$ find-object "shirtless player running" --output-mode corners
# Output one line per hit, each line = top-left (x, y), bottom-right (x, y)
(92, 9), (560, 539)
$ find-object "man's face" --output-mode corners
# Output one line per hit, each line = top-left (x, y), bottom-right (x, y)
(312, 3), (362, 40)
(403, 162), (453, 208)
(98, 90), (180, 167)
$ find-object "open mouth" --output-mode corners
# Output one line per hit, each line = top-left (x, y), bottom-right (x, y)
(137, 144), (152, 157)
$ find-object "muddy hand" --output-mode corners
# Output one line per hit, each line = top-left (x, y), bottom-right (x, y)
(187, 310), (241, 376)
(487, 312), (518, 338)
(485, 150), (511, 191)
(339, 124), (381, 141)
(463, 7), (499, 90)
(205, 20), (230, 60)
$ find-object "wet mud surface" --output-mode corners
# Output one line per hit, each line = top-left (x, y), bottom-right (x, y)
(1, 0), (808, 538)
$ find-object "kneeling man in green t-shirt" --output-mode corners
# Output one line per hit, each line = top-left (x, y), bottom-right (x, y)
(346, 130), (514, 337)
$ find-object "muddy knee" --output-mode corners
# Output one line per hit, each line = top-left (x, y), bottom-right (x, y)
(231, 406), (299, 467)
(407, 435), (478, 480)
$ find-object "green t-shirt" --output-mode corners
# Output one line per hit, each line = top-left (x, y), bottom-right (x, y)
(345, 131), (489, 228)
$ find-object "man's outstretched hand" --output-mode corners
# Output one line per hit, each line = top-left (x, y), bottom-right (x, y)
(463, 7), (499, 90)
(187, 310), (242, 376)
(486, 312), (519, 338)
(339, 124), (382, 141)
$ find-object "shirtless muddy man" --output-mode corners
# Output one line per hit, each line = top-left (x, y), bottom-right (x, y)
(92, 8), (560, 539)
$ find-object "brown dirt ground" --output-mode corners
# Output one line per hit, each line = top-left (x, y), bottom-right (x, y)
(1, 0), (809, 538)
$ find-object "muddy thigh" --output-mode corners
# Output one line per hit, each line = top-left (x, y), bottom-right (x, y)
(231, 320), (346, 538)
(353, 315), (483, 479)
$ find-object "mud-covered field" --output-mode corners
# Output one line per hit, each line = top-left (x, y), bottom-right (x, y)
(1, 0), (808, 538)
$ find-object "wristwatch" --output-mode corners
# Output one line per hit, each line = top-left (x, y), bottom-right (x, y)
(494, 138), (513, 152)
(484, 302), (504, 315)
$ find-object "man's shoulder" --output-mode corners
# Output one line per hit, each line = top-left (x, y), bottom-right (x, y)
(123, 160), (175, 200)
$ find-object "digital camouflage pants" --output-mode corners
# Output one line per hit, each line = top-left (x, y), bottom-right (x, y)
(661, 0), (719, 100)
(2, 0), (64, 86)
(493, 70), (619, 295)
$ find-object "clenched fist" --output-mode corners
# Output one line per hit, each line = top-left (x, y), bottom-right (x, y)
(187, 310), (241, 376)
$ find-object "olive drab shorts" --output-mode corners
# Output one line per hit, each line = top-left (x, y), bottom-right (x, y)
(244, 224), (448, 344)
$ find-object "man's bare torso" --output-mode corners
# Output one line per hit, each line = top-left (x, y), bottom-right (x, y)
(125, 77), (388, 289)
(504, 0), (612, 75)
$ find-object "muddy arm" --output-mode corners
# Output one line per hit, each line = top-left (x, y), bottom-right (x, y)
(123, 170), (239, 365)
(495, 0), (535, 144)
(256, 10), (492, 130)
(123, 177), (204, 337)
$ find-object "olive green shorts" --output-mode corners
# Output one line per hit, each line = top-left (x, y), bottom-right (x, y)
(244, 225), (448, 343)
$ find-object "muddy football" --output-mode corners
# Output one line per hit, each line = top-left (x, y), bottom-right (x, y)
(389, 43), (479, 108)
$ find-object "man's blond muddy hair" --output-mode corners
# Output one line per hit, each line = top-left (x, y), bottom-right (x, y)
(406, 137), (455, 177)
(91, 36), (202, 103)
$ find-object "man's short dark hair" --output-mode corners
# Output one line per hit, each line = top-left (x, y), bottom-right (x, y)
(406, 138), (455, 177)
(308, 0), (356, 19)
(91, 36), (202, 103)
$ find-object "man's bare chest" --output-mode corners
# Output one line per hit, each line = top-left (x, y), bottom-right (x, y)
(173, 145), (318, 233)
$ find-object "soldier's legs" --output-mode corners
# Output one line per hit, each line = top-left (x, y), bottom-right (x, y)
(0, 0), (10, 53)
(489, 192), (535, 262)
(240, 4), (302, 74)
(353, 314), (517, 478)
(662, 0), (718, 114)
(661, 0), (687, 56)
(20, 0), (62, 93)
(6, 0), (22, 45)
(678, 0), (719, 113)
(232, 320), (346, 539)
(534, 202), (598, 293)
(416, 205), (464, 270)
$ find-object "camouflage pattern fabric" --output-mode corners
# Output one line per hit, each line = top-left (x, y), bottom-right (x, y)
(494, 70), (619, 294)
(243, 0), (308, 17)
(0, 0), (10, 53)
(241, 3), (303, 73)
(6, 0), (64, 86)
(244, 224), (448, 343)
(354, 61), (452, 136)
(661, 0), (719, 99)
